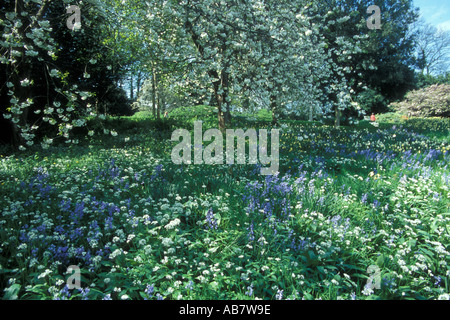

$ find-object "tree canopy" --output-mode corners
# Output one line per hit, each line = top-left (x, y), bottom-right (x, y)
(1, 0), (424, 149)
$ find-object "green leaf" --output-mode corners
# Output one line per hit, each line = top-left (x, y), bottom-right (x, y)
(3, 284), (21, 300)
(407, 239), (416, 248)
(376, 254), (385, 268)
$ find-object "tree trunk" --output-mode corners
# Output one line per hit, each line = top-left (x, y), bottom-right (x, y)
(213, 80), (226, 132)
(221, 70), (232, 127)
(214, 83), (226, 132)
(151, 63), (157, 118)
(212, 71), (231, 132)
(217, 107), (226, 132)
(270, 95), (278, 126)
(224, 104), (232, 125)
(335, 108), (341, 127)
(130, 75), (134, 100)
(136, 71), (142, 97)
(185, 19), (230, 130)
(160, 90), (166, 115)
(156, 89), (161, 120)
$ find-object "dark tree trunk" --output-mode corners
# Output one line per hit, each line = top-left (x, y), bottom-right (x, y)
(130, 76), (134, 100)
(212, 78), (226, 132)
(156, 89), (161, 120)
(136, 71), (142, 97)
(270, 95), (278, 126)
(221, 69), (232, 128)
(151, 63), (157, 118)
(335, 107), (341, 127)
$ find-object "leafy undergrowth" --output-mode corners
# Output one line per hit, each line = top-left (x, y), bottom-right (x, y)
(1, 113), (449, 300)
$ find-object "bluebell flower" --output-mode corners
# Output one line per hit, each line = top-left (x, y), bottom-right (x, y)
(275, 289), (283, 300)
(247, 222), (255, 242)
(185, 280), (194, 291)
(434, 276), (442, 287)
(146, 284), (155, 297)
(78, 287), (90, 300)
(373, 200), (380, 208)
(245, 284), (254, 297)
(59, 285), (71, 299)
(361, 193), (368, 204)
(104, 216), (114, 231)
(205, 208), (218, 230)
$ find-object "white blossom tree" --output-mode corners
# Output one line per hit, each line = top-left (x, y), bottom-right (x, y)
(0, 0), (100, 149)
(1, 0), (378, 151)
(141, 0), (361, 128)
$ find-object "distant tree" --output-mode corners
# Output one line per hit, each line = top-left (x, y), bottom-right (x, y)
(412, 19), (450, 76)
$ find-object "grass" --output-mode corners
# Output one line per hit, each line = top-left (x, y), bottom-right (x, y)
(0, 107), (449, 300)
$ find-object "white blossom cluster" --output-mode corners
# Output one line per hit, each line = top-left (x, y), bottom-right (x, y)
(130, 0), (368, 120)
(0, 0), (101, 150)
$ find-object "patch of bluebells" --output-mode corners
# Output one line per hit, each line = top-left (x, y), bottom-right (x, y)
(9, 160), (153, 277)
(434, 276), (442, 287)
(242, 172), (316, 253)
(102, 294), (112, 300)
(150, 164), (165, 182)
(205, 208), (218, 230)
(79, 287), (90, 300)
(55, 285), (72, 300)
(243, 174), (293, 222)
(20, 167), (54, 200)
(141, 284), (164, 300)
(361, 193), (368, 204)
(185, 280), (194, 291)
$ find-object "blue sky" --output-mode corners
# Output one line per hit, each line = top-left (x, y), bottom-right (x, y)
(414, 0), (450, 30)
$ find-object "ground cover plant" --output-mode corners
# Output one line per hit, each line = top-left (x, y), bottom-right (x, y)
(1, 108), (449, 300)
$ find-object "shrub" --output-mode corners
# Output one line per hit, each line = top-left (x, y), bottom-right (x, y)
(99, 87), (135, 117)
(355, 87), (388, 114)
(390, 84), (450, 117)
(375, 112), (404, 123)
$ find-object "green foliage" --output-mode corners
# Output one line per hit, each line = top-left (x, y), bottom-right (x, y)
(1, 0), (449, 301)
(415, 72), (450, 89)
(168, 105), (217, 129)
(375, 112), (404, 123)
(241, 109), (273, 122)
(355, 88), (388, 114)
(100, 87), (134, 117)
(1, 114), (449, 300)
